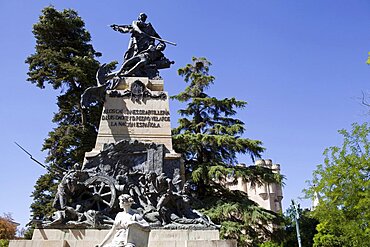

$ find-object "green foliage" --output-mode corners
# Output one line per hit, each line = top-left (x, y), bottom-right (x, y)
(280, 203), (318, 247)
(26, 6), (99, 89)
(367, 52), (370, 65)
(0, 240), (9, 247)
(30, 172), (58, 220)
(202, 185), (280, 245)
(172, 57), (283, 246)
(25, 6), (102, 220)
(306, 122), (370, 247)
(259, 242), (283, 247)
(22, 227), (33, 240)
(173, 58), (265, 180)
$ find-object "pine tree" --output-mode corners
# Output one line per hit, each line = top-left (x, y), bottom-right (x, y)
(25, 6), (102, 220)
(172, 57), (283, 246)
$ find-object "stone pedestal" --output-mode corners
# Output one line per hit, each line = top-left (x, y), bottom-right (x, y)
(9, 229), (237, 247)
(83, 76), (184, 183)
(147, 229), (236, 247)
(85, 77), (177, 158)
(126, 224), (150, 247)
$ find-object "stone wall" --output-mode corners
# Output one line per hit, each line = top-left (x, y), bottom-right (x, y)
(224, 159), (283, 213)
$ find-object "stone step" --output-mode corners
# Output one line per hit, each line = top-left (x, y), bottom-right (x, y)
(65, 240), (100, 247)
(148, 240), (236, 247)
(31, 229), (220, 241)
(9, 240), (67, 247)
(10, 229), (236, 247)
(10, 239), (236, 247)
(148, 229), (220, 241)
(186, 240), (237, 247)
(32, 229), (108, 241)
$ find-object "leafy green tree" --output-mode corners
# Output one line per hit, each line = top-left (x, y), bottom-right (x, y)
(0, 240), (9, 247)
(259, 242), (283, 247)
(306, 123), (370, 247)
(25, 6), (102, 220)
(281, 203), (318, 247)
(172, 57), (283, 246)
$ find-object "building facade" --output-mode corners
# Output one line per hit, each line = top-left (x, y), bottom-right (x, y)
(224, 159), (283, 213)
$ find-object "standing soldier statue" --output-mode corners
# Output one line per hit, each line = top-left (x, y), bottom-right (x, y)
(110, 13), (176, 78)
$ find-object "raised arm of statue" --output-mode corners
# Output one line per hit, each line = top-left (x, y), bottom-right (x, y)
(108, 12), (175, 79)
(110, 24), (133, 34)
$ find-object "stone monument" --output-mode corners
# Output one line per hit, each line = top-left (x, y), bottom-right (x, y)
(10, 13), (236, 247)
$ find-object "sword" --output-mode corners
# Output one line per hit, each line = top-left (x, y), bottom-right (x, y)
(14, 142), (67, 173)
(15, 142), (47, 169)
(146, 34), (177, 46)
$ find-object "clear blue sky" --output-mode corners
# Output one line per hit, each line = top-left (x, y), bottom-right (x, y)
(1, 0), (369, 229)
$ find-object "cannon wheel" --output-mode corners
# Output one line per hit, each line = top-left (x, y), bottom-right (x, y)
(83, 175), (116, 212)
